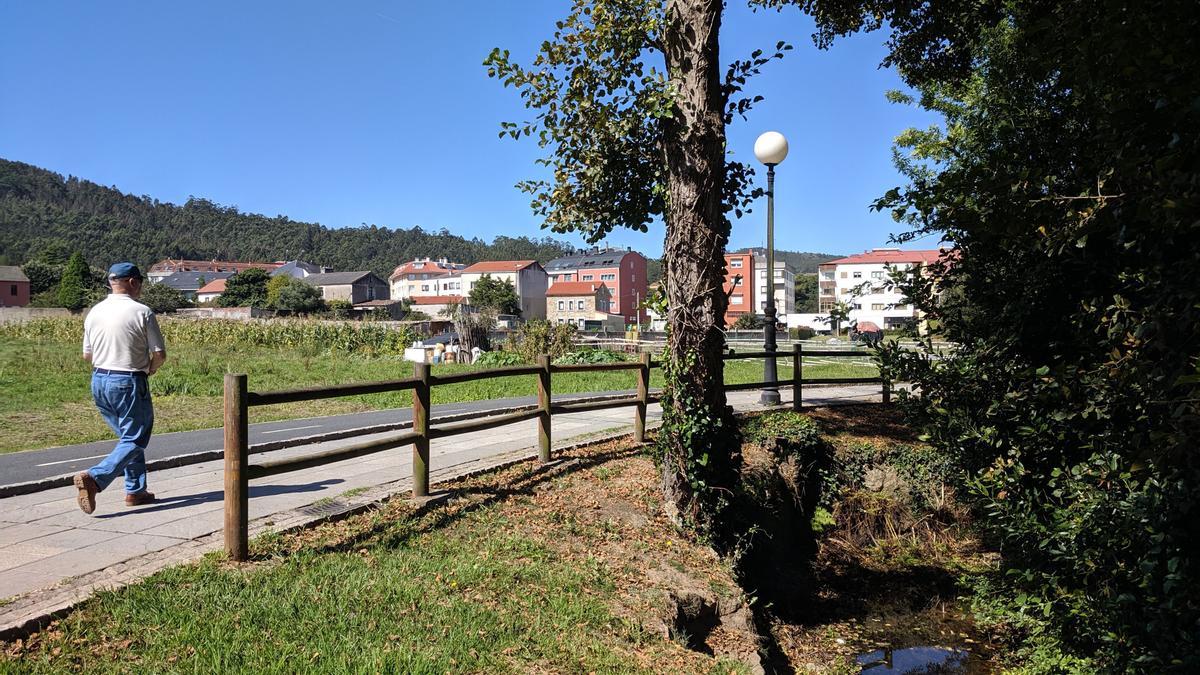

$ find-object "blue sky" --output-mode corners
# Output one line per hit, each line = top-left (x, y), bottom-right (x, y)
(0, 1), (939, 258)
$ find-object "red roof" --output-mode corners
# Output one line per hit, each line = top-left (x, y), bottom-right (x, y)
(822, 248), (949, 266)
(462, 260), (537, 274)
(547, 281), (608, 297)
(149, 259), (282, 274)
(388, 259), (465, 281)
(410, 295), (465, 305)
(197, 278), (227, 293)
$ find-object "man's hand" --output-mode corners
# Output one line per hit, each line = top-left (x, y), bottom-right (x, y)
(149, 351), (167, 376)
(82, 352), (92, 362)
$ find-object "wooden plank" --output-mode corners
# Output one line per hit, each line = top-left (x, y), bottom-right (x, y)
(246, 431), (420, 479)
(428, 408), (543, 439)
(635, 352), (650, 442)
(248, 378), (418, 406)
(549, 361), (642, 372)
(429, 365), (541, 386)
(550, 396), (640, 414)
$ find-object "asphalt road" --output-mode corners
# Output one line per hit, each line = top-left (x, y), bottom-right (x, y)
(0, 392), (616, 488)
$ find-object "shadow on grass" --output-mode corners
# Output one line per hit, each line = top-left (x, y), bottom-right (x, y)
(248, 444), (645, 561)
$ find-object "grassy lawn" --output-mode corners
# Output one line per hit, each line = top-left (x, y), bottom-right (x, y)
(1, 439), (750, 674)
(0, 338), (878, 453)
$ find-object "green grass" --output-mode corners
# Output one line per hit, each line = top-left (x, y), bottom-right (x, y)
(0, 338), (877, 453)
(0, 472), (741, 674)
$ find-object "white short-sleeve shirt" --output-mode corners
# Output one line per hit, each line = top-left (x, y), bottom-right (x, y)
(83, 294), (166, 373)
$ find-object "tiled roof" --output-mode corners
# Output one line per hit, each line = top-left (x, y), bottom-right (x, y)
(159, 271), (234, 290)
(546, 281), (607, 297)
(822, 248), (948, 266)
(388, 259), (467, 281)
(410, 295), (465, 305)
(353, 299), (401, 307)
(0, 265), (29, 282)
(197, 279), (227, 294)
(303, 271), (378, 286)
(545, 249), (638, 271)
(149, 259), (282, 274)
(462, 260), (537, 274)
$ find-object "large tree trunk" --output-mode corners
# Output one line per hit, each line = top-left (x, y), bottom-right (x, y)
(659, 0), (739, 529)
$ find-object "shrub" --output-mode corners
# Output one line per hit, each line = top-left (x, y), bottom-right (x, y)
(789, 326), (816, 340)
(554, 348), (628, 365)
(473, 350), (524, 367)
(140, 282), (191, 314)
(506, 320), (576, 362)
(325, 300), (353, 320)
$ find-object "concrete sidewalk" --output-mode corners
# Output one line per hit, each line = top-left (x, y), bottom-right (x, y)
(0, 384), (883, 636)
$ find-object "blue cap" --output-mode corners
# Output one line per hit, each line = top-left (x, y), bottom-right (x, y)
(107, 262), (144, 280)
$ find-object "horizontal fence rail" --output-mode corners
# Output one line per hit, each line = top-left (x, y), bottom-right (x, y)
(221, 347), (889, 560)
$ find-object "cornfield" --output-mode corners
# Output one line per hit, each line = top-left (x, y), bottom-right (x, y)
(0, 317), (418, 356)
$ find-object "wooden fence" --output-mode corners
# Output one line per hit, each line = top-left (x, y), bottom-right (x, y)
(221, 346), (885, 560)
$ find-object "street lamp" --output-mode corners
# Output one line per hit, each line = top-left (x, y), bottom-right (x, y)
(754, 131), (788, 406)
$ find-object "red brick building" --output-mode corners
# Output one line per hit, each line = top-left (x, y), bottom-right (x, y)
(544, 248), (648, 325)
(722, 252), (755, 327)
(0, 266), (31, 307)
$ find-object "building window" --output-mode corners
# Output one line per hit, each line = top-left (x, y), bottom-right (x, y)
(853, 303), (862, 310)
(582, 274), (593, 281)
(840, 272), (847, 279)
(568, 300), (575, 310)
(558, 300), (564, 310)
(871, 303), (886, 310)
(730, 259), (743, 268)
(731, 295), (743, 305)
(600, 273), (615, 281)
(853, 272), (862, 278)
(421, 285), (429, 291)
(871, 271), (886, 279)
(732, 276), (742, 286)
(9, 284), (15, 296)
(821, 272), (834, 280)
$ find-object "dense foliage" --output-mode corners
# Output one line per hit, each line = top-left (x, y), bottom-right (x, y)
(796, 0), (1200, 667)
(1, 317), (417, 356)
(55, 252), (90, 312)
(504, 320), (577, 364)
(139, 282), (191, 314)
(467, 274), (521, 316)
(0, 159), (574, 278)
(216, 268), (270, 308)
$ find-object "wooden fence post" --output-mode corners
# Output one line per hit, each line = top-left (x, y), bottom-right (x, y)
(412, 361), (431, 497)
(635, 352), (650, 442)
(882, 370), (892, 405)
(792, 343), (803, 412)
(537, 354), (552, 462)
(223, 373), (248, 561)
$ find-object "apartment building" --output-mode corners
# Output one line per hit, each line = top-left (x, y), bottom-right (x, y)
(146, 259), (283, 282)
(459, 260), (549, 320)
(753, 253), (795, 317)
(544, 247), (647, 324)
(722, 252), (755, 327)
(388, 258), (467, 301)
(818, 248), (946, 329)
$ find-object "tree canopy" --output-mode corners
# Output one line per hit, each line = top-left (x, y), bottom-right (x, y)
(468, 275), (522, 316)
(216, 269), (271, 308)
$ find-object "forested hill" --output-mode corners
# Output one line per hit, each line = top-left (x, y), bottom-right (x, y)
(734, 247), (841, 274)
(0, 158), (573, 276)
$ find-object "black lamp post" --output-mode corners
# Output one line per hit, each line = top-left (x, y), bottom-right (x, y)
(754, 131), (789, 406)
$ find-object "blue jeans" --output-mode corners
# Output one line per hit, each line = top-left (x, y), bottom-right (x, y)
(88, 371), (154, 494)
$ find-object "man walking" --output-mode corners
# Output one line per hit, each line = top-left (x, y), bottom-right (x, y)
(73, 263), (167, 514)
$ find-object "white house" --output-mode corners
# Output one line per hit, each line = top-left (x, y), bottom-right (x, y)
(388, 258), (467, 301)
(459, 260), (549, 320)
(818, 248), (948, 330)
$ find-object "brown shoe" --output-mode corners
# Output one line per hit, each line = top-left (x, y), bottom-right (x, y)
(73, 472), (98, 514)
(125, 491), (156, 507)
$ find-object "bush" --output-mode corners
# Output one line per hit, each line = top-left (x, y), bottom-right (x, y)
(554, 348), (628, 365)
(0, 317), (416, 356)
(506, 320), (576, 362)
(140, 282), (191, 314)
(789, 326), (816, 340)
(325, 300), (353, 320)
(473, 350), (524, 367)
